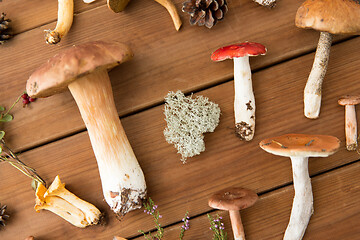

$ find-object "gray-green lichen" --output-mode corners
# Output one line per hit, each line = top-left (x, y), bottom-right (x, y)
(163, 90), (221, 163)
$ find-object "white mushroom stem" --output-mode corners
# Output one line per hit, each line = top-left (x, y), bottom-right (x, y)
(68, 69), (147, 216)
(304, 31), (332, 119)
(233, 56), (256, 141)
(229, 210), (246, 240)
(154, 0), (182, 31)
(45, 0), (74, 44)
(283, 156), (313, 240)
(344, 105), (358, 151)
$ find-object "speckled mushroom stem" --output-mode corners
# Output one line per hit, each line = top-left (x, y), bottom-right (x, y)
(68, 69), (147, 216)
(154, 0), (182, 31)
(233, 56), (256, 141)
(344, 105), (358, 151)
(284, 156), (313, 240)
(229, 210), (246, 240)
(45, 0), (74, 44)
(304, 31), (332, 119)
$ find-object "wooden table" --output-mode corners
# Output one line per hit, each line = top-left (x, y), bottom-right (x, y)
(1, 0), (360, 239)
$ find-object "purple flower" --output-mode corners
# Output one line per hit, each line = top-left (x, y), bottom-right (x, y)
(159, 215), (163, 218)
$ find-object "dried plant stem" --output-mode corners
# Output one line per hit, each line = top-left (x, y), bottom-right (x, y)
(0, 139), (46, 186)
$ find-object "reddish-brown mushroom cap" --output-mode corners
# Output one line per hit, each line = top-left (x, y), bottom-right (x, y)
(211, 42), (267, 61)
(26, 41), (133, 98)
(338, 95), (360, 106)
(208, 187), (258, 211)
(259, 134), (340, 157)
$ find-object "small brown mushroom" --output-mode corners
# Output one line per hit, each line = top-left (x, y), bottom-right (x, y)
(295, 0), (360, 119)
(208, 187), (258, 240)
(338, 95), (360, 151)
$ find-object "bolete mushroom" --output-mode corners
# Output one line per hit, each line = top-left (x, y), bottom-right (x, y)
(208, 187), (258, 240)
(45, 0), (74, 44)
(260, 134), (340, 240)
(26, 41), (147, 216)
(338, 95), (360, 151)
(35, 175), (102, 228)
(211, 42), (267, 141)
(295, 0), (360, 119)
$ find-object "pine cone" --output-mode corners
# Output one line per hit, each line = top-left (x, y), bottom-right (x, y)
(0, 13), (12, 44)
(0, 203), (9, 227)
(182, 0), (228, 29)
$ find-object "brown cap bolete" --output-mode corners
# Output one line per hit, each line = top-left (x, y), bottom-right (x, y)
(295, 0), (360, 119)
(26, 41), (147, 217)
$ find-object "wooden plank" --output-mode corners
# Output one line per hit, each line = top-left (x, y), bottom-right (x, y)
(1, 37), (360, 238)
(138, 161), (360, 240)
(1, 0), (106, 34)
(0, 0), (348, 151)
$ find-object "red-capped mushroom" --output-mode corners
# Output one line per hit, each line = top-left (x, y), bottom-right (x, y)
(208, 187), (258, 240)
(338, 95), (360, 151)
(211, 42), (267, 141)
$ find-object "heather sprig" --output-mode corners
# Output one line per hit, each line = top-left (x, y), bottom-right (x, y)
(208, 214), (227, 240)
(0, 93), (44, 188)
(139, 198), (164, 240)
(179, 211), (190, 240)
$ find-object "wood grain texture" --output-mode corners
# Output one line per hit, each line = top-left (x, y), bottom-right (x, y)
(135, 161), (360, 240)
(0, 0), (348, 152)
(1, 37), (360, 238)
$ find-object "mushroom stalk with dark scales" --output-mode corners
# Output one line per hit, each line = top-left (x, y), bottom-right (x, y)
(295, 0), (360, 119)
(208, 187), (258, 240)
(211, 43), (266, 141)
(26, 41), (147, 217)
(260, 134), (340, 240)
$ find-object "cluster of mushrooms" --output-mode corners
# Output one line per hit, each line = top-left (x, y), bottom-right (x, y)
(20, 0), (359, 239)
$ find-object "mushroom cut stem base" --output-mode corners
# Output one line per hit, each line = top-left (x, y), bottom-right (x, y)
(304, 31), (332, 119)
(68, 69), (146, 216)
(229, 210), (246, 240)
(45, 0), (74, 44)
(284, 156), (313, 240)
(233, 56), (256, 141)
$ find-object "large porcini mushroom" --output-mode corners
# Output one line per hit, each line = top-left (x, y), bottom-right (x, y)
(211, 42), (267, 141)
(45, 0), (74, 44)
(295, 0), (360, 119)
(208, 187), (258, 240)
(260, 134), (340, 240)
(26, 41), (147, 216)
(338, 95), (360, 151)
(35, 176), (102, 228)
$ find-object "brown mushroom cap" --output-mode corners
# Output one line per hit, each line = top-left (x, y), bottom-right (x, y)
(295, 0), (360, 35)
(208, 187), (258, 211)
(338, 95), (360, 106)
(26, 41), (133, 98)
(259, 134), (340, 157)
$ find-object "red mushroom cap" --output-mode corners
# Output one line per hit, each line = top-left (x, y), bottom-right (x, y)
(211, 42), (267, 62)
